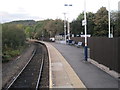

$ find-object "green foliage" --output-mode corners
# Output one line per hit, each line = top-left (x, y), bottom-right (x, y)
(25, 26), (34, 39)
(71, 20), (83, 36)
(34, 20), (50, 39)
(2, 49), (20, 63)
(44, 19), (64, 37)
(93, 7), (108, 36)
(10, 20), (36, 26)
(3, 49), (19, 58)
(111, 10), (120, 37)
(34, 19), (64, 39)
(5, 20), (36, 39)
(71, 12), (95, 36)
(2, 23), (26, 62)
(2, 54), (11, 62)
(109, 11), (118, 37)
(87, 12), (95, 35)
(77, 12), (84, 20)
(71, 7), (119, 37)
(2, 24), (26, 49)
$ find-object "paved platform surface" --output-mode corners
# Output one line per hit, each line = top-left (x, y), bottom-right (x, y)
(51, 42), (119, 89)
(43, 42), (86, 88)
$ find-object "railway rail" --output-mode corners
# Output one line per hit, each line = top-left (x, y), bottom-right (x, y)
(3, 42), (49, 90)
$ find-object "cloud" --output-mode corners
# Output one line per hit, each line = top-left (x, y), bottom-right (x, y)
(118, 1), (120, 11)
(0, 0), (119, 23)
(0, 11), (41, 23)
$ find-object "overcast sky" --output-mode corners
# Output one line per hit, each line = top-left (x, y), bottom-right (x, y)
(0, 0), (119, 23)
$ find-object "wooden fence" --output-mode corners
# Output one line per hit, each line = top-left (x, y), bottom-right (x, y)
(71, 37), (120, 73)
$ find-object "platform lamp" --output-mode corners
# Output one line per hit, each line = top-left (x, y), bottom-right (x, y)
(63, 12), (67, 44)
(64, 4), (72, 40)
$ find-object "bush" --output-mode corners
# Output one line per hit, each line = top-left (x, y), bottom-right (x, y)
(2, 49), (20, 63)
(2, 23), (26, 63)
(2, 54), (11, 63)
(2, 23), (26, 50)
(8, 50), (20, 57)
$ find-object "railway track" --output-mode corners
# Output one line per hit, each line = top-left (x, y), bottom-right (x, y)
(3, 43), (49, 90)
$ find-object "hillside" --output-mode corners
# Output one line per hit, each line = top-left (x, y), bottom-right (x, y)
(5, 20), (36, 26)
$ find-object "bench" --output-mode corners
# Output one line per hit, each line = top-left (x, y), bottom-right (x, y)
(75, 42), (83, 48)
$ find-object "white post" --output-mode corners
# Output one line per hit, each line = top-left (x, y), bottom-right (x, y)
(108, 0), (111, 38)
(64, 13), (67, 44)
(67, 18), (70, 40)
(64, 4), (72, 40)
(84, 0), (87, 46)
(84, 0), (88, 61)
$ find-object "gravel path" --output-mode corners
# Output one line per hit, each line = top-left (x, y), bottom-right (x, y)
(2, 42), (36, 88)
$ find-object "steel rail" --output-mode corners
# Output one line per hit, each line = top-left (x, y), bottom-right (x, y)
(35, 53), (44, 90)
(6, 49), (36, 90)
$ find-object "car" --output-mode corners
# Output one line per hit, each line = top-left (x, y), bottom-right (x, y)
(50, 37), (55, 42)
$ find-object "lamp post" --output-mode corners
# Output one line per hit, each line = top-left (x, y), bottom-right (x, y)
(67, 18), (70, 40)
(63, 13), (67, 44)
(64, 4), (72, 40)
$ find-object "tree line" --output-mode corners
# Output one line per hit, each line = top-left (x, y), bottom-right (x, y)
(2, 23), (26, 62)
(34, 19), (64, 40)
(71, 7), (119, 37)
(2, 19), (64, 62)
(2, 20), (36, 62)
(2, 6), (119, 62)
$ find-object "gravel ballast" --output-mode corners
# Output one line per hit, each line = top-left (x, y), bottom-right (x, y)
(2, 42), (36, 88)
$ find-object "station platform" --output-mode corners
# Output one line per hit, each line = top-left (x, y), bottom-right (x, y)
(42, 42), (86, 88)
(50, 42), (119, 89)
(37, 41), (119, 89)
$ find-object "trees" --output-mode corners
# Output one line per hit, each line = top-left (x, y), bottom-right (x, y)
(2, 23), (26, 50)
(87, 12), (95, 35)
(93, 7), (108, 36)
(2, 23), (26, 62)
(25, 26), (34, 39)
(71, 12), (84, 36)
(71, 7), (120, 37)
(34, 20), (50, 39)
(111, 10), (120, 37)
(71, 20), (83, 36)
(34, 19), (64, 39)
(110, 11), (119, 37)
(44, 19), (64, 37)
(71, 12), (95, 36)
